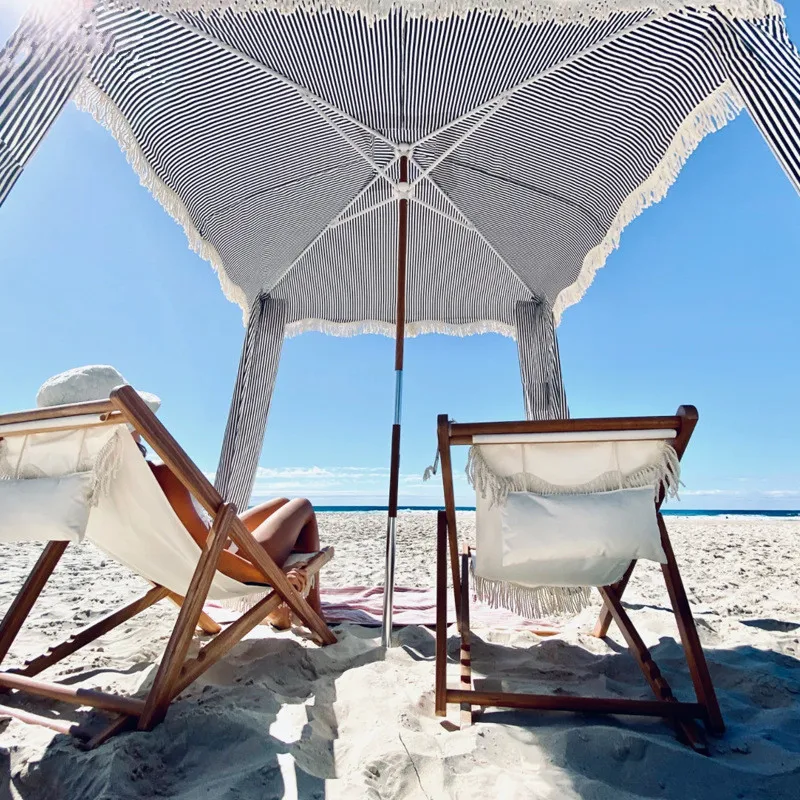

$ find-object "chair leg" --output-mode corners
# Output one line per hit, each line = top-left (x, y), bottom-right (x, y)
(459, 548), (473, 728)
(0, 542), (68, 666)
(435, 511), (448, 717)
(593, 560), (636, 638)
(138, 504), (235, 730)
(658, 514), (725, 735)
(597, 585), (708, 753)
(13, 586), (169, 679)
(165, 591), (221, 635)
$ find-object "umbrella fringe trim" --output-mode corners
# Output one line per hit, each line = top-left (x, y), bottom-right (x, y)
(553, 79), (744, 322)
(466, 440), (682, 506)
(72, 79), (251, 325)
(121, 1), (783, 25)
(284, 317), (516, 338)
(74, 75), (742, 333)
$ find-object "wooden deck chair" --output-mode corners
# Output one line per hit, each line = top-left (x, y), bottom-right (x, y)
(0, 386), (335, 748)
(434, 407), (723, 754)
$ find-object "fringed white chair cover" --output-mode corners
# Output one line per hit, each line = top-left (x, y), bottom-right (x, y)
(467, 428), (680, 618)
(0, 416), (308, 603)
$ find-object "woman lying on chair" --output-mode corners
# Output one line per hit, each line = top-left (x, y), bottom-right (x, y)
(36, 365), (323, 630)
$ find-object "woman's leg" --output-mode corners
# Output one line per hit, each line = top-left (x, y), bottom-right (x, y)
(246, 498), (322, 615)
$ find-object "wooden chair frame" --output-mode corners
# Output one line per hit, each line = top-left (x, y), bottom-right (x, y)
(434, 406), (724, 754)
(0, 386), (336, 748)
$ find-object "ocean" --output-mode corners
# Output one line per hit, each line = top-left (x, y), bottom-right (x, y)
(312, 506), (800, 517)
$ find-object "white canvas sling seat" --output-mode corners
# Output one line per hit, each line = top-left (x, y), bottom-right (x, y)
(0, 418), (309, 603)
(0, 390), (335, 748)
(434, 409), (725, 753)
(466, 427), (681, 618)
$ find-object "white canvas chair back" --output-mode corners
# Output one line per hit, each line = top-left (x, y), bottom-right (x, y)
(0, 416), (266, 601)
(468, 427), (679, 617)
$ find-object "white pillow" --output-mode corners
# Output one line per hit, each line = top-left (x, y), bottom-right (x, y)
(501, 487), (666, 570)
(0, 473), (94, 544)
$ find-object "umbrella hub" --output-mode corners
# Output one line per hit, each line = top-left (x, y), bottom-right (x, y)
(392, 181), (414, 201)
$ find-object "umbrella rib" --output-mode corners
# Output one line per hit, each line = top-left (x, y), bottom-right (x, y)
(303, 97), (398, 183)
(265, 174), (387, 292)
(411, 14), (657, 150)
(160, 13), (397, 148)
(331, 197), (396, 228)
(413, 173), (532, 296)
(439, 156), (605, 233)
(411, 99), (508, 186)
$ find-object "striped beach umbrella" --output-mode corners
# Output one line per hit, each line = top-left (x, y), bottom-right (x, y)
(2, 0), (800, 643)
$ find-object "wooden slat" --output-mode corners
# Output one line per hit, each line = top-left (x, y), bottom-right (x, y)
(165, 592), (222, 635)
(174, 594), (282, 696)
(0, 400), (116, 427)
(81, 714), (136, 750)
(137, 504), (236, 730)
(173, 548), (334, 698)
(459, 548), (473, 727)
(0, 542), (68, 666)
(110, 386), (222, 516)
(15, 587), (169, 679)
(0, 414), (127, 439)
(658, 513), (725, 735)
(597, 584), (708, 753)
(593, 561), (636, 639)
(445, 690), (704, 718)
(0, 703), (87, 737)
(0, 673), (145, 717)
(435, 511), (447, 716)
(227, 520), (336, 646)
(437, 415), (461, 619)
(449, 415), (682, 444)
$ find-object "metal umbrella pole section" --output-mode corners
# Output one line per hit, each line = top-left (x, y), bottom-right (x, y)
(381, 152), (410, 648)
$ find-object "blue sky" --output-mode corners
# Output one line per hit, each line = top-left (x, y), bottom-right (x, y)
(1, 3), (800, 509)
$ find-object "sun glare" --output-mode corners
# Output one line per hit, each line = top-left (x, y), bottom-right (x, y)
(7, 0), (84, 21)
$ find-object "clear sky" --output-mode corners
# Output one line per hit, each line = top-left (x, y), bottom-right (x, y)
(1, 3), (799, 510)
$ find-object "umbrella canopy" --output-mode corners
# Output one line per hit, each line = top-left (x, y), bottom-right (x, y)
(46, 0), (794, 336)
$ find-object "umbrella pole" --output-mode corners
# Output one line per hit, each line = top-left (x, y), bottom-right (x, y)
(381, 154), (409, 648)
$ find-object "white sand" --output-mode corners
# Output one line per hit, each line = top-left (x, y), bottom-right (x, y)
(1, 512), (799, 799)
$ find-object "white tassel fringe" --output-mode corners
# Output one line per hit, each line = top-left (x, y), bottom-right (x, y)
(72, 80), (250, 325)
(473, 570), (592, 618)
(120, 1), (784, 25)
(466, 440), (681, 506)
(72, 29), (747, 335)
(553, 81), (744, 322)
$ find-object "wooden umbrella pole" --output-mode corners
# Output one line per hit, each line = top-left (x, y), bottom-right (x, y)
(381, 153), (410, 648)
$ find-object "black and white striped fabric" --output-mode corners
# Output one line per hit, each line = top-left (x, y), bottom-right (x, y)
(515, 299), (569, 421)
(2, 1), (798, 335)
(214, 294), (286, 511)
(0, 8), (94, 206)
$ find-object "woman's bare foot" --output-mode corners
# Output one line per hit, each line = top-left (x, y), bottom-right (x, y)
(264, 567), (309, 630)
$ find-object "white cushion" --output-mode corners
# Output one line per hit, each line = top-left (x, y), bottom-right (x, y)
(501, 487), (666, 572)
(0, 472), (94, 543)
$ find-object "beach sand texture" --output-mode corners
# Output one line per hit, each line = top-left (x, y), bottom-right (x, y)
(0, 512), (798, 799)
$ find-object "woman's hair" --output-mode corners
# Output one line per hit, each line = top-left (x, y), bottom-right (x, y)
(136, 440), (147, 458)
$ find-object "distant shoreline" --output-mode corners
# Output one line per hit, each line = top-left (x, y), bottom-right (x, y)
(292, 506), (800, 517)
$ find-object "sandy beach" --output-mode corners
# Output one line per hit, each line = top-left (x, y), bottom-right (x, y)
(0, 511), (798, 799)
